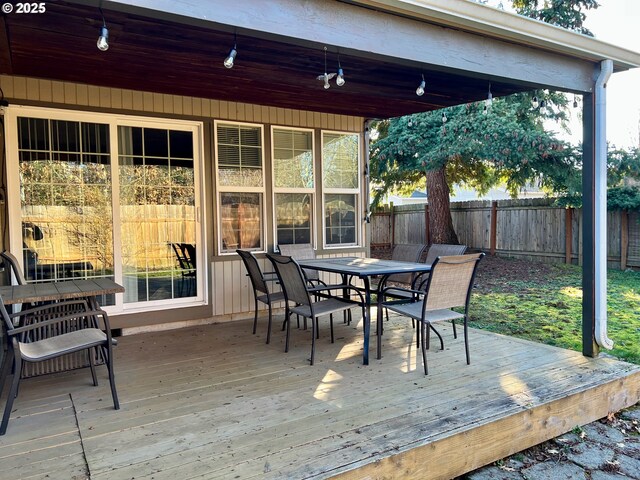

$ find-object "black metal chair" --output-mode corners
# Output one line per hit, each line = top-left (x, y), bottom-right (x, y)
(266, 253), (366, 365)
(0, 297), (120, 435)
(381, 253), (484, 375)
(237, 250), (285, 344)
(1, 251), (28, 286)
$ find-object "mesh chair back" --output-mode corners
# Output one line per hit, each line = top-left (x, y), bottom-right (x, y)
(266, 254), (311, 307)
(423, 253), (483, 311)
(237, 250), (269, 295)
(0, 251), (28, 285)
(424, 244), (467, 266)
(278, 244), (319, 281)
(387, 243), (427, 284)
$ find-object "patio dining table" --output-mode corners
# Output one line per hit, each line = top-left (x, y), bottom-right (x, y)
(297, 257), (432, 365)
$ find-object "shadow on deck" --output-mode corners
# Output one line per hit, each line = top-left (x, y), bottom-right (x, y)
(1, 313), (639, 479)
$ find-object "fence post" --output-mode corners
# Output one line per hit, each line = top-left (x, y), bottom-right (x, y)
(390, 202), (395, 248)
(565, 208), (573, 264)
(621, 210), (628, 270)
(490, 201), (497, 255)
(424, 204), (430, 245)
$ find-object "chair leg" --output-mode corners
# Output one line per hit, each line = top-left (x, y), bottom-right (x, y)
(463, 316), (470, 365)
(1, 354), (22, 435)
(430, 325), (445, 350)
(266, 304), (273, 344)
(88, 347), (98, 386)
(310, 316), (316, 366)
(0, 349), (14, 404)
(420, 321), (429, 375)
(330, 314), (335, 344)
(252, 297), (259, 335)
(285, 311), (292, 353)
(452, 319), (458, 339)
(102, 344), (120, 410)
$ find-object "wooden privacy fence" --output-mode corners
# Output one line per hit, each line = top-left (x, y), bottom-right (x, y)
(370, 198), (640, 270)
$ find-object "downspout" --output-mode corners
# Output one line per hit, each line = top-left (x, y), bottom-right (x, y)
(594, 59), (614, 350)
(363, 119), (373, 254)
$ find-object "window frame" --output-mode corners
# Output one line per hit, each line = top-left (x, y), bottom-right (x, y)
(4, 105), (207, 314)
(270, 125), (316, 250)
(321, 130), (362, 249)
(214, 120), (267, 255)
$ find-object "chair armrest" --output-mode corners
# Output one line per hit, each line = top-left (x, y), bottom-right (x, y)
(262, 271), (279, 282)
(309, 284), (366, 305)
(9, 308), (112, 336)
(9, 299), (90, 322)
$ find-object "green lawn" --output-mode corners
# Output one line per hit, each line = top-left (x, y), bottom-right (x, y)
(471, 256), (640, 364)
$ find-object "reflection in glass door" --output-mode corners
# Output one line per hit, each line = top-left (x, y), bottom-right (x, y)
(16, 117), (116, 305)
(118, 126), (198, 302)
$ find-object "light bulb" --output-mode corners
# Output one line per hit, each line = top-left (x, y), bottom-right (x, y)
(486, 91), (493, 107)
(324, 81), (330, 90)
(97, 26), (109, 51)
(336, 68), (345, 86)
(224, 48), (237, 69)
(442, 112), (447, 123)
(531, 95), (539, 109)
(416, 80), (425, 97)
(482, 104), (488, 115)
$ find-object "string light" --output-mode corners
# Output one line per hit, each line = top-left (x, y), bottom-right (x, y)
(416, 74), (425, 96)
(97, 9), (109, 51)
(224, 34), (237, 69)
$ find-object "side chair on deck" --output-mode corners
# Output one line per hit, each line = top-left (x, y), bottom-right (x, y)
(266, 254), (365, 366)
(278, 244), (323, 287)
(0, 297), (120, 435)
(237, 249), (285, 344)
(381, 253), (484, 375)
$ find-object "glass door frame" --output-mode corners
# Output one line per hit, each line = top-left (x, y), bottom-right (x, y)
(4, 105), (207, 314)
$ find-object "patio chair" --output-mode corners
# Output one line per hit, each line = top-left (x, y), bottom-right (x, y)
(381, 253), (484, 375)
(1, 251), (28, 286)
(0, 297), (120, 435)
(278, 244), (322, 286)
(237, 250), (285, 344)
(266, 253), (365, 365)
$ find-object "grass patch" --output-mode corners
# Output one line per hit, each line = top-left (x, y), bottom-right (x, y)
(471, 257), (640, 364)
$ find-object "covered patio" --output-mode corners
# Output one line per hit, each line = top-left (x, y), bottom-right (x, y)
(1, 1), (640, 478)
(1, 314), (639, 479)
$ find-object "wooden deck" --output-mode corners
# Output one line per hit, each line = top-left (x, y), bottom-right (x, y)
(1, 313), (639, 479)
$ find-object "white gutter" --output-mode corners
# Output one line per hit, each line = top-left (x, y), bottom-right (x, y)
(595, 59), (614, 350)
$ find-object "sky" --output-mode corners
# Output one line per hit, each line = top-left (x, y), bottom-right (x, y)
(582, 0), (640, 149)
(486, 0), (640, 149)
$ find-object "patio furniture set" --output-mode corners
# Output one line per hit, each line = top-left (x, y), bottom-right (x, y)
(0, 251), (124, 435)
(238, 243), (484, 373)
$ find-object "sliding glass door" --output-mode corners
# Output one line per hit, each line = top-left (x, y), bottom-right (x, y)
(6, 107), (205, 311)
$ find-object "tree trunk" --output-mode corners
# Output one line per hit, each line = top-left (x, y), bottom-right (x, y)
(426, 166), (459, 244)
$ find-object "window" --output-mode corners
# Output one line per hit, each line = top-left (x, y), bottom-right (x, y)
(118, 126), (198, 302)
(216, 122), (265, 253)
(6, 107), (204, 313)
(272, 127), (314, 247)
(322, 132), (360, 247)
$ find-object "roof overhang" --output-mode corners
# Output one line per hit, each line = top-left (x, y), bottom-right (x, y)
(1, 0), (638, 119)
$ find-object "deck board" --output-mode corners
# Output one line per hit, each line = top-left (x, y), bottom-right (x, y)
(1, 314), (638, 479)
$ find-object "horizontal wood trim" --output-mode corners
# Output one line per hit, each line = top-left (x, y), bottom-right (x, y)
(0, 75), (363, 131)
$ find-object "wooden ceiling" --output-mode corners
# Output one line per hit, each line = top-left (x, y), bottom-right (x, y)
(0, 1), (534, 119)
